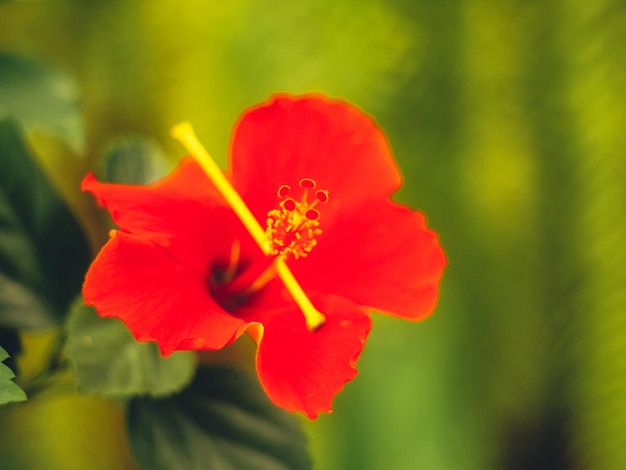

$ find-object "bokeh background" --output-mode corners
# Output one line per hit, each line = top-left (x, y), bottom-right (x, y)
(1, 0), (624, 469)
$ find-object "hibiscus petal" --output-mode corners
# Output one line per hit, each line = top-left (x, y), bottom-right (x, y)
(292, 199), (446, 321)
(83, 231), (248, 356)
(230, 94), (402, 223)
(254, 295), (372, 419)
(82, 157), (250, 273)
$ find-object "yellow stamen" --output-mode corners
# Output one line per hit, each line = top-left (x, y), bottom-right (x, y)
(274, 258), (325, 330)
(171, 122), (266, 250)
(222, 240), (240, 283)
(243, 258), (277, 294)
(171, 122), (325, 331)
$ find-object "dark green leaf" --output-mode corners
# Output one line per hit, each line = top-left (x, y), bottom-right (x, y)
(0, 53), (83, 151)
(0, 345), (27, 405)
(67, 300), (196, 398)
(0, 119), (91, 329)
(0, 327), (21, 374)
(99, 136), (171, 185)
(129, 367), (312, 470)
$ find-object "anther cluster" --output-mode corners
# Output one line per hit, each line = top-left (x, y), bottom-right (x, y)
(265, 178), (329, 259)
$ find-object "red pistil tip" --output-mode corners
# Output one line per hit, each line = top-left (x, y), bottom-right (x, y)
(305, 209), (320, 220)
(283, 199), (296, 211)
(277, 185), (291, 197)
(299, 178), (316, 189)
(315, 189), (329, 203)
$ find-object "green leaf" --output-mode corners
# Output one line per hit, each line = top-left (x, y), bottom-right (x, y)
(0, 53), (83, 151)
(0, 345), (27, 405)
(129, 367), (312, 470)
(99, 136), (171, 185)
(0, 119), (91, 329)
(67, 300), (196, 398)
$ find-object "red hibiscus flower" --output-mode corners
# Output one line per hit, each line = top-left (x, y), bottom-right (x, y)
(82, 94), (446, 419)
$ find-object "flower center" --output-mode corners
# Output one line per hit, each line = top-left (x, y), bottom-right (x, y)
(171, 122), (326, 331)
(265, 178), (329, 259)
(209, 240), (277, 312)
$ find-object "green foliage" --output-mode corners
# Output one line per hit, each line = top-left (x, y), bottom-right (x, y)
(0, 53), (83, 151)
(0, 345), (27, 405)
(0, 119), (90, 329)
(67, 300), (197, 399)
(129, 367), (312, 470)
(98, 136), (171, 185)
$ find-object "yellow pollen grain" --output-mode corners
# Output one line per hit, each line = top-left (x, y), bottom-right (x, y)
(171, 122), (325, 331)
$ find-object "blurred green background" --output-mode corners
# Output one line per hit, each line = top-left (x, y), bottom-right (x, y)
(1, 0), (624, 469)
